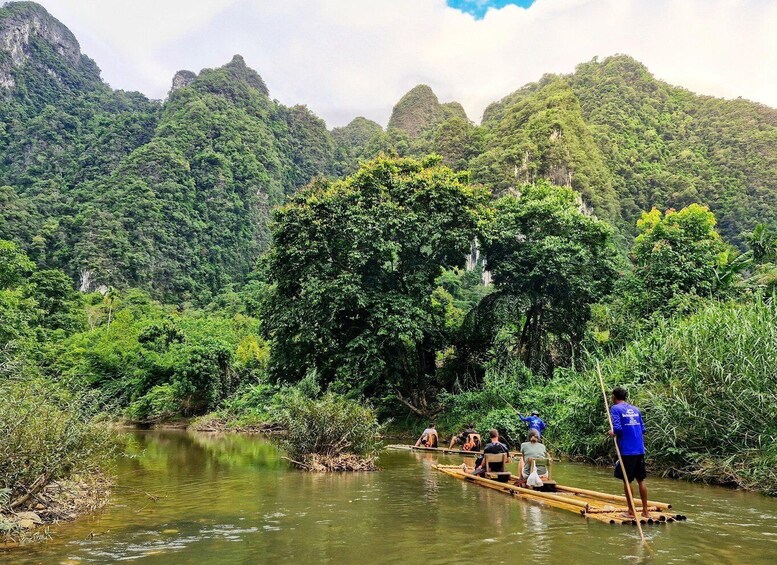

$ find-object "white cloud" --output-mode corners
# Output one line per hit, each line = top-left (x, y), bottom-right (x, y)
(32, 0), (777, 127)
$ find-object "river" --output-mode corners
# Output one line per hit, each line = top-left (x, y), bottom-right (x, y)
(7, 430), (777, 564)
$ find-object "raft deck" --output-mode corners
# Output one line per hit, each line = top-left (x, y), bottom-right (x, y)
(434, 465), (687, 526)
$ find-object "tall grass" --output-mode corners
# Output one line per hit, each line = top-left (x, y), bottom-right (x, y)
(541, 299), (777, 494)
(440, 298), (777, 494)
(0, 378), (117, 505)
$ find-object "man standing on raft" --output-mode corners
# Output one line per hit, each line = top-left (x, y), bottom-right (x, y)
(608, 387), (650, 519)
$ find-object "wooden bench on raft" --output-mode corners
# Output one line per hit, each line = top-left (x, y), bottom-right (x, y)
(520, 455), (557, 492)
(483, 453), (512, 483)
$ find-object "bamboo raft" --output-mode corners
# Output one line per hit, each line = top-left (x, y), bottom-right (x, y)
(386, 444), (520, 457)
(434, 465), (687, 526)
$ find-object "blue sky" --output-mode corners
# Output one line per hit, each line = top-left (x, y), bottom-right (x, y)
(447, 0), (535, 19)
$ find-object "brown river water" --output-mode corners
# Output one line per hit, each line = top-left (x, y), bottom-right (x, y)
(5, 430), (777, 564)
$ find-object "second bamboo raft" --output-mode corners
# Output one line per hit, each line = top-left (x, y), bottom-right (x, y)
(434, 465), (687, 526)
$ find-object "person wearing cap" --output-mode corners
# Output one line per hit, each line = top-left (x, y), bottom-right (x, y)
(518, 410), (546, 437)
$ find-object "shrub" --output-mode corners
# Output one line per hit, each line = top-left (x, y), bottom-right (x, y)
(0, 378), (116, 505)
(125, 384), (181, 422)
(274, 391), (382, 470)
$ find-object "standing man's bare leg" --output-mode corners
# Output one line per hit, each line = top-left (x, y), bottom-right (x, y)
(638, 480), (649, 518)
(622, 480), (636, 518)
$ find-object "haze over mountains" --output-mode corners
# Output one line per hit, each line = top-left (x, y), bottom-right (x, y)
(1, 2), (775, 301)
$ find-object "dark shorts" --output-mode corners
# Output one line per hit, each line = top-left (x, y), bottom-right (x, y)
(614, 455), (646, 482)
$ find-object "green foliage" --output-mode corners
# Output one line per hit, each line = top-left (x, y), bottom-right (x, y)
(275, 391), (383, 459)
(517, 299), (777, 494)
(568, 55), (777, 243)
(476, 77), (619, 219)
(437, 368), (534, 447)
(49, 288), (268, 418)
(631, 204), (729, 316)
(0, 377), (116, 502)
(0, 239), (83, 349)
(481, 181), (618, 373)
(125, 384), (180, 422)
(0, 239), (34, 288)
(0, 7), (336, 302)
(744, 223), (777, 264)
(263, 156), (489, 405)
(387, 84), (466, 139)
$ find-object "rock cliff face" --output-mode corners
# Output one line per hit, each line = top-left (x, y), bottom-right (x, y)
(170, 69), (197, 93)
(0, 1), (88, 89)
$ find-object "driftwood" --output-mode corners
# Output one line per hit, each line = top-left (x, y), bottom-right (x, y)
(283, 454), (378, 472)
(10, 473), (49, 509)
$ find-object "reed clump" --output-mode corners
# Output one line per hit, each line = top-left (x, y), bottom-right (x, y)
(548, 299), (777, 494)
(0, 378), (117, 543)
(274, 391), (382, 472)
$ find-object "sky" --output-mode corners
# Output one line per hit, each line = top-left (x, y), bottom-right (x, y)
(29, 0), (777, 128)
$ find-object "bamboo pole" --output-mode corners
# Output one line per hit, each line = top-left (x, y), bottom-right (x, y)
(555, 485), (671, 510)
(597, 362), (647, 545)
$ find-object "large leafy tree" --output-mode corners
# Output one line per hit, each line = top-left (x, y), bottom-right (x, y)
(631, 204), (728, 315)
(262, 156), (489, 412)
(481, 181), (618, 373)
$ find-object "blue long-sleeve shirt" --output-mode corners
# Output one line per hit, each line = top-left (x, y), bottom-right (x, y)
(520, 415), (546, 434)
(610, 402), (645, 455)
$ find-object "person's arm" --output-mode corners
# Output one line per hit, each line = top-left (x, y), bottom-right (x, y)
(519, 414), (530, 422)
(539, 420), (546, 432)
(609, 406), (622, 437)
(414, 434), (423, 447)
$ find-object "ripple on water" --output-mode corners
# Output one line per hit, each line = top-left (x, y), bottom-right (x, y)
(8, 431), (777, 565)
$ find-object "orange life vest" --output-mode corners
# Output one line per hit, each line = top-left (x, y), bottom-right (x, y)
(463, 433), (481, 451)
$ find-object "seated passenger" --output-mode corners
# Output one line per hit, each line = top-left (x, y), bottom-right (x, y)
(414, 423), (438, 448)
(471, 429), (510, 476)
(519, 429), (548, 480)
(449, 424), (482, 451)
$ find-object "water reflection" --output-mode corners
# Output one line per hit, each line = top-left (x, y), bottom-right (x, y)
(4, 430), (777, 564)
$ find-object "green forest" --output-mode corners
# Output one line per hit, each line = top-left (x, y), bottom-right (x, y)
(1, 2), (777, 533)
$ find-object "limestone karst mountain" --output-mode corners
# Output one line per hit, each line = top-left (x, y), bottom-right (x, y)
(1, 2), (776, 300)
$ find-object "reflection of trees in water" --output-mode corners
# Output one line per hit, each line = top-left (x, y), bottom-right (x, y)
(122, 430), (285, 477)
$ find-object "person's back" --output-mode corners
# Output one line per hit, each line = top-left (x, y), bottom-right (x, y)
(520, 430), (547, 477)
(610, 402), (645, 455)
(520, 412), (546, 435)
(462, 429), (481, 451)
(449, 424), (481, 450)
(476, 429), (509, 474)
(609, 387), (649, 519)
(415, 423), (438, 447)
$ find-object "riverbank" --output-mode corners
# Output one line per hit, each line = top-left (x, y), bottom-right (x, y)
(0, 473), (112, 547)
(8, 429), (777, 564)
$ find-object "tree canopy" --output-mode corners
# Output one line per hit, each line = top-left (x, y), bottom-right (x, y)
(262, 156), (489, 409)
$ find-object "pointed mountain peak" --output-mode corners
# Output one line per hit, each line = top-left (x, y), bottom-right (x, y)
(388, 84), (468, 138)
(332, 116), (383, 148)
(220, 54), (268, 95)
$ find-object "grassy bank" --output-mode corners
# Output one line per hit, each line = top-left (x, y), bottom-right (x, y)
(437, 299), (777, 495)
(0, 378), (117, 544)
